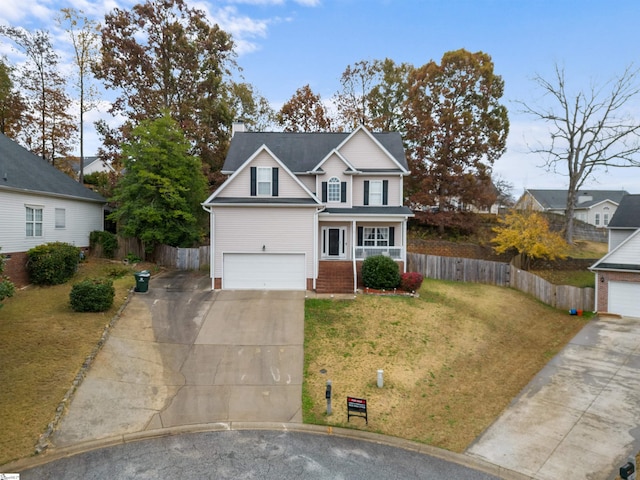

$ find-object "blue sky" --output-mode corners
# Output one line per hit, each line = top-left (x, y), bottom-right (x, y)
(2, 0), (640, 197)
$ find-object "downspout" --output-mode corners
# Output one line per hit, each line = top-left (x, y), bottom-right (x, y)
(402, 216), (408, 273)
(352, 219), (357, 293)
(313, 208), (320, 291)
(202, 204), (215, 290)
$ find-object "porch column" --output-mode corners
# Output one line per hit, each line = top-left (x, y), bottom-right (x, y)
(352, 219), (357, 293)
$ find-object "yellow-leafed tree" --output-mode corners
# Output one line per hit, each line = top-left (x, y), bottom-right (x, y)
(492, 211), (568, 269)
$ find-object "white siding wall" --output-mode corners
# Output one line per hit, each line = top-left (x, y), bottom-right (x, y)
(583, 201), (617, 227)
(352, 175), (402, 207)
(218, 151), (309, 198)
(212, 206), (316, 277)
(610, 230), (635, 251)
(605, 233), (640, 265)
(338, 130), (400, 170)
(0, 190), (104, 253)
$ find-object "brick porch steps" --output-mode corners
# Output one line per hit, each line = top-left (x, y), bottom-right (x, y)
(316, 261), (355, 294)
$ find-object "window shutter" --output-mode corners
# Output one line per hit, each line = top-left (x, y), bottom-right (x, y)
(250, 167), (257, 196)
(341, 182), (347, 203)
(357, 226), (364, 246)
(322, 182), (327, 202)
(389, 226), (395, 246)
(272, 168), (279, 196)
(363, 181), (369, 206)
(382, 180), (389, 205)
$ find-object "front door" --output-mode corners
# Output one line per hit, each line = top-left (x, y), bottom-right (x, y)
(328, 228), (340, 256)
(322, 227), (346, 258)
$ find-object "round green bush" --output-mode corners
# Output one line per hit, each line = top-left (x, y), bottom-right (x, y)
(70, 278), (115, 312)
(27, 242), (81, 285)
(362, 254), (401, 290)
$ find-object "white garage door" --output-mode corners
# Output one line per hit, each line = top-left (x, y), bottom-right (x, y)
(609, 281), (640, 318)
(223, 253), (306, 290)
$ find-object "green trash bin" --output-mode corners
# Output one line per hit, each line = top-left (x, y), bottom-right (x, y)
(134, 270), (151, 293)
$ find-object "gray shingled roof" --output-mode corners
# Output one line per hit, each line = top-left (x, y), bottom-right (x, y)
(526, 189), (629, 209)
(608, 194), (640, 228)
(0, 133), (105, 203)
(223, 131), (408, 173)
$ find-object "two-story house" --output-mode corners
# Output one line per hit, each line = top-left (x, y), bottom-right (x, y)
(202, 125), (414, 293)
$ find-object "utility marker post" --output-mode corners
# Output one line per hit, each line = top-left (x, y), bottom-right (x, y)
(326, 380), (332, 416)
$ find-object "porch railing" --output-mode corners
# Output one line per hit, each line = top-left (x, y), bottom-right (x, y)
(355, 246), (404, 260)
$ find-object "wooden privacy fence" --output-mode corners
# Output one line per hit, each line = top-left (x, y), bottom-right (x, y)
(154, 244), (210, 270)
(407, 252), (595, 312)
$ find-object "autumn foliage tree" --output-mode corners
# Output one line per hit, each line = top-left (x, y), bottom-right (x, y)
(0, 59), (26, 138)
(277, 84), (333, 132)
(93, 0), (236, 188)
(492, 210), (568, 269)
(404, 49), (509, 231)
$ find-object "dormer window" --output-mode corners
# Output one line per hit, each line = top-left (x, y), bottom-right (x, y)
(250, 166), (279, 196)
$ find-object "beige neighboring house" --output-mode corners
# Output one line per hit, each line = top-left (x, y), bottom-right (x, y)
(590, 194), (640, 318)
(515, 189), (629, 228)
(202, 125), (414, 293)
(73, 156), (115, 179)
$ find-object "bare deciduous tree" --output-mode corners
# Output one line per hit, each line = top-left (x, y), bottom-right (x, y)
(521, 64), (640, 243)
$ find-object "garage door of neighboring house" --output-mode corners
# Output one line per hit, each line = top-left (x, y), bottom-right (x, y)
(223, 253), (306, 290)
(609, 281), (640, 318)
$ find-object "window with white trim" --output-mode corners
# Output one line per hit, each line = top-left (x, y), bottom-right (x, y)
(604, 213), (609, 226)
(55, 208), (66, 229)
(368, 180), (382, 206)
(257, 167), (272, 196)
(595, 213), (600, 226)
(26, 206), (43, 237)
(363, 227), (389, 246)
(327, 177), (341, 202)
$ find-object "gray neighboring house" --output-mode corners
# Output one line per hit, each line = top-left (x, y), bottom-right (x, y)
(515, 189), (629, 228)
(590, 194), (640, 318)
(0, 133), (106, 286)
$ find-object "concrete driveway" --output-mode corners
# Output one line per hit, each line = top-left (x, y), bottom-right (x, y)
(51, 272), (304, 448)
(467, 315), (640, 479)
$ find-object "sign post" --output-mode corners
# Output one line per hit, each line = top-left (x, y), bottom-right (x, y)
(347, 396), (368, 424)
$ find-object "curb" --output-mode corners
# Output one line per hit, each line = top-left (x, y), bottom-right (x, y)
(5, 423), (532, 479)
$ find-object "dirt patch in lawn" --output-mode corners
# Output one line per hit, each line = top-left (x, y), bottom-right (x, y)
(304, 279), (587, 453)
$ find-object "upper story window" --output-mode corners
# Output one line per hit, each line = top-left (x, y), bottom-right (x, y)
(364, 180), (388, 206)
(321, 177), (346, 203)
(327, 177), (341, 202)
(250, 166), (279, 197)
(26, 206), (43, 237)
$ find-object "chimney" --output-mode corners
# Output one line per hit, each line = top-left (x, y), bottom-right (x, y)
(232, 120), (246, 137)
(577, 192), (593, 204)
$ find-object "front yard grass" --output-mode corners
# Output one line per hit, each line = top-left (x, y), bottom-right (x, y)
(303, 279), (587, 452)
(0, 258), (154, 465)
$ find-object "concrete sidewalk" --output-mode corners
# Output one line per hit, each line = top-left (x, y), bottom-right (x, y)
(51, 273), (304, 448)
(467, 315), (640, 479)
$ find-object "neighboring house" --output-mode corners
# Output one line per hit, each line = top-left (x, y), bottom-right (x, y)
(0, 133), (106, 286)
(515, 189), (629, 227)
(202, 125), (414, 293)
(590, 194), (640, 318)
(72, 156), (115, 179)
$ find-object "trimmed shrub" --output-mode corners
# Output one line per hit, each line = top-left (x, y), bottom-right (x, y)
(89, 231), (118, 259)
(27, 242), (81, 285)
(400, 272), (424, 292)
(362, 255), (401, 290)
(70, 278), (115, 312)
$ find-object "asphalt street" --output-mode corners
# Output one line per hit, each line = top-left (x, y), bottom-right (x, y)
(21, 430), (503, 480)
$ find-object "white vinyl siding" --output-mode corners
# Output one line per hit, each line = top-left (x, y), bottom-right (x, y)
(337, 129), (400, 170)
(212, 206), (316, 279)
(0, 191), (103, 253)
(218, 151), (310, 199)
(609, 282), (640, 318)
(609, 230), (635, 251)
(602, 233), (640, 266)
